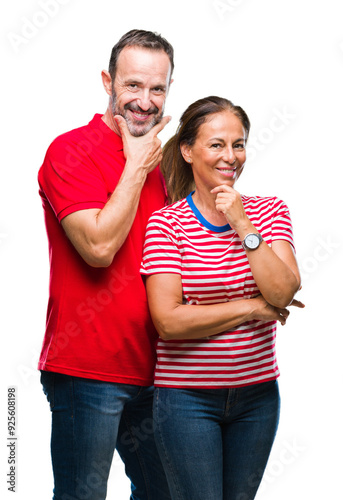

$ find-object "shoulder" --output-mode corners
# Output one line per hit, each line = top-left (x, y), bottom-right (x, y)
(145, 198), (192, 241)
(44, 114), (117, 159)
(149, 198), (190, 223)
(46, 123), (93, 156)
(39, 124), (89, 179)
(38, 124), (87, 186)
(39, 115), (115, 183)
(242, 194), (289, 215)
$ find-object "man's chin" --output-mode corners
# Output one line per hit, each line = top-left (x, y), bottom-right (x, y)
(126, 115), (162, 137)
(128, 124), (152, 137)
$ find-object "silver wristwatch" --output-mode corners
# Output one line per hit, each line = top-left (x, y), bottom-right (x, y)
(242, 233), (263, 250)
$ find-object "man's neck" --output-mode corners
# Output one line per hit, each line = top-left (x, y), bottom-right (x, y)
(101, 108), (121, 137)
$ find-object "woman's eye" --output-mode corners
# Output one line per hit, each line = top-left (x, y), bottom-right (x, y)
(210, 143), (222, 149)
(234, 143), (245, 150)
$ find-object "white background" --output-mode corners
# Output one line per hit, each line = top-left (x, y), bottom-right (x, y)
(1, 0), (342, 498)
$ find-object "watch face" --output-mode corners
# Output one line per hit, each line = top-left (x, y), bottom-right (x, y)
(245, 234), (260, 249)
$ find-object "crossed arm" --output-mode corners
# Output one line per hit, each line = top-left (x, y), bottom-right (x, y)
(146, 187), (303, 341)
(146, 241), (303, 341)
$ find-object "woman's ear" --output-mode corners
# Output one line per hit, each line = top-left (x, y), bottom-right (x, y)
(180, 143), (192, 164)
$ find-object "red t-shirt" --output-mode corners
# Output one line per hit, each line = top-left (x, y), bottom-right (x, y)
(38, 114), (166, 385)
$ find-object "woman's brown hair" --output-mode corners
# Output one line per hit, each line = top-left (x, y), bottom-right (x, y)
(161, 96), (250, 203)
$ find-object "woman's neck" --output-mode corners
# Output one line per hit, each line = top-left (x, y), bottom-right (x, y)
(192, 190), (228, 226)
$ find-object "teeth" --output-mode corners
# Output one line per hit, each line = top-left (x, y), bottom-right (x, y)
(218, 169), (235, 172)
(131, 110), (148, 116)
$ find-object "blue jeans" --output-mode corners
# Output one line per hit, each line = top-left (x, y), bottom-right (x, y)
(153, 380), (280, 500)
(41, 371), (171, 500)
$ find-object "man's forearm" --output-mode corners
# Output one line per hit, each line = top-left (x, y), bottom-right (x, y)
(94, 164), (149, 263)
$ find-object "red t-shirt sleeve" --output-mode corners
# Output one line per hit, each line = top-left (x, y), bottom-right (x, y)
(38, 135), (108, 222)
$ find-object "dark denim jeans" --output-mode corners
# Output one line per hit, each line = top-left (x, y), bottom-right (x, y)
(153, 380), (280, 500)
(41, 371), (171, 500)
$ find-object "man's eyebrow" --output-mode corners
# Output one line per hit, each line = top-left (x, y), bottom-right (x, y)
(124, 78), (167, 88)
(124, 78), (142, 85)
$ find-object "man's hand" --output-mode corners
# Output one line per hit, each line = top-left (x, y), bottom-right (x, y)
(114, 115), (171, 176)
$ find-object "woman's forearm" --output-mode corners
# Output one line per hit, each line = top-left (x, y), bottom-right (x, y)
(235, 220), (301, 308)
(155, 300), (253, 340)
(212, 186), (301, 308)
(245, 242), (300, 307)
(146, 276), (289, 340)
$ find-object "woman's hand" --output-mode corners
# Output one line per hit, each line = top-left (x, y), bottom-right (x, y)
(250, 295), (305, 326)
(211, 185), (250, 233)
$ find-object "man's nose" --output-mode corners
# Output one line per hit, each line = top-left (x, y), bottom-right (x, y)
(136, 89), (151, 111)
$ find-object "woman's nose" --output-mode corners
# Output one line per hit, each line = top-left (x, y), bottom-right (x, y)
(223, 146), (236, 164)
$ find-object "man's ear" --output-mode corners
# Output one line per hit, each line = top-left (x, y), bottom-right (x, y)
(101, 70), (112, 96)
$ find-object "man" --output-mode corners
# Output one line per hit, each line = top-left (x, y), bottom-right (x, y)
(38, 30), (173, 500)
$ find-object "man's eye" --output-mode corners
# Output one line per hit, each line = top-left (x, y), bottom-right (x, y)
(152, 87), (164, 94)
(128, 84), (138, 90)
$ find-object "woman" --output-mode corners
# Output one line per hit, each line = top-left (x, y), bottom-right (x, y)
(140, 96), (304, 500)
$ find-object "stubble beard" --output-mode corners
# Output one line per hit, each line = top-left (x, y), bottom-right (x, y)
(111, 92), (163, 137)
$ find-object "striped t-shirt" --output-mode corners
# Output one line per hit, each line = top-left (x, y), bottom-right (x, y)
(141, 192), (295, 389)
